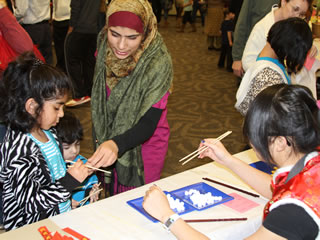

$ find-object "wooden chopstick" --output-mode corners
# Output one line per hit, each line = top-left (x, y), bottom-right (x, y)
(202, 177), (260, 198)
(179, 131), (232, 165)
(66, 160), (111, 175)
(79, 188), (103, 206)
(179, 145), (207, 162)
(185, 217), (247, 223)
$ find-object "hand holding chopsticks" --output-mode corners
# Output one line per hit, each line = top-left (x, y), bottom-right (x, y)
(79, 187), (103, 207)
(179, 131), (232, 165)
(66, 160), (111, 175)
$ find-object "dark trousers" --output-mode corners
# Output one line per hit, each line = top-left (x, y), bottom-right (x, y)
(183, 11), (193, 24)
(23, 21), (53, 64)
(192, 1), (206, 26)
(52, 20), (69, 73)
(65, 32), (97, 98)
(218, 43), (232, 70)
(151, 0), (162, 23)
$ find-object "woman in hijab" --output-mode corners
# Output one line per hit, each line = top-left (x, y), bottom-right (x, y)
(88, 0), (173, 195)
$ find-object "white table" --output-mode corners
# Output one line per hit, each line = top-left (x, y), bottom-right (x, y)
(0, 149), (268, 240)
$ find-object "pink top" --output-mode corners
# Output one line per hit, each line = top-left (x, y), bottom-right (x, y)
(107, 87), (170, 193)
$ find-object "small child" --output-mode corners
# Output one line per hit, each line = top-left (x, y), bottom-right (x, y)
(0, 52), (89, 230)
(177, 0), (196, 33)
(218, 9), (235, 72)
(56, 111), (100, 208)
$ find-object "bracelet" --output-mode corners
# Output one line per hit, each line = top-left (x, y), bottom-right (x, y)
(162, 213), (180, 231)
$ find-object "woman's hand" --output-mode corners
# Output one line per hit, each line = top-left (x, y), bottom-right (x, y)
(87, 140), (118, 169)
(142, 185), (175, 223)
(198, 139), (233, 167)
(232, 60), (244, 77)
(67, 160), (89, 183)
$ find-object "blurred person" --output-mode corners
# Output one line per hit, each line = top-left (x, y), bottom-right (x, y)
(231, 0), (278, 77)
(13, 0), (53, 64)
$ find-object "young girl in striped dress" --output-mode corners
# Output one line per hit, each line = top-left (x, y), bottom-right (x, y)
(0, 52), (89, 230)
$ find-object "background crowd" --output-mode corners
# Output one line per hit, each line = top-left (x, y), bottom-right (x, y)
(1, 0), (320, 239)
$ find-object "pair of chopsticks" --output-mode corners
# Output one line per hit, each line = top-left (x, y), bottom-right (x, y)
(185, 217), (247, 223)
(179, 131), (232, 165)
(79, 187), (103, 207)
(203, 177), (260, 198)
(66, 160), (111, 175)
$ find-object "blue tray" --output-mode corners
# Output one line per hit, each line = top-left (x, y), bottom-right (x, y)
(170, 182), (234, 210)
(250, 161), (274, 174)
(127, 191), (195, 222)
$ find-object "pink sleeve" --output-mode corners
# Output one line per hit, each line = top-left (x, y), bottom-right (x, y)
(0, 7), (33, 54)
(152, 92), (170, 109)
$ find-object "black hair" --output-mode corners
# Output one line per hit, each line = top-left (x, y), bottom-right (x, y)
(0, 52), (71, 133)
(267, 17), (312, 74)
(243, 84), (320, 165)
(56, 111), (83, 145)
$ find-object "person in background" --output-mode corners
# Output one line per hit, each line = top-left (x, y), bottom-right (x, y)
(143, 84), (320, 239)
(235, 18), (312, 116)
(151, 0), (163, 23)
(88, 0), (173, 195)
(175, 0), (184, 28)
(56, 111), (100, 208)
(0, 0), (33, 74)
(52, 0), (71, 73)
(161, 0), (173, 27)
(192, 0), (206, 28)
(231, 0), (278, 77)
(229, 0), (243, 24)
(241, 0), (313, 72)
(217, 9), (235, 72)
(0, 52), (89, 230)
(205, 0), (227, 50)
(13, 0), (53, 64)
(64, 0), (100, 107)
(178, 0), (196, 32)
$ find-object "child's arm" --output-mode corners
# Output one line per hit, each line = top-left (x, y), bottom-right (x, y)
(9, 156), (81, 213)
(227, 31), (233, 46)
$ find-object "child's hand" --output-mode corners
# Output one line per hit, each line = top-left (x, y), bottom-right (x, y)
(67, 160), (89, 183)
(72, 199), (80, 209)
(89, 184), (101, 203)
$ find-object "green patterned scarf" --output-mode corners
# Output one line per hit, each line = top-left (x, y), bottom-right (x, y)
(91, 31), (173, 186)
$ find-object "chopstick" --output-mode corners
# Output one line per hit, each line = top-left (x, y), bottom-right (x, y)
(185, 217), (247, 223)
(202, 177), (260, 198)
(179, 131), (232, 165)
(79, 188), (103, 206)
(66, 160), (111, 175)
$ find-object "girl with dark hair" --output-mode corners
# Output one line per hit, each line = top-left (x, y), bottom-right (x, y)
(242, 0), (314, 72)
(235, 17), (312, 116)
(143, 84), (320, 239)
(0, 52), (89, 230)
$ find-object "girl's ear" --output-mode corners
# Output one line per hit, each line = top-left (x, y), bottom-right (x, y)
(274, 136), (288, 152)
(25, 98), (38, 116)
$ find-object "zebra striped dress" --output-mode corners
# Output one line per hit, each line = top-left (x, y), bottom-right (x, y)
(0, 128), (80, 230)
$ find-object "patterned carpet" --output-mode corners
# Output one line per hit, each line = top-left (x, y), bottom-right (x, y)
(68, 16), (247, 180)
